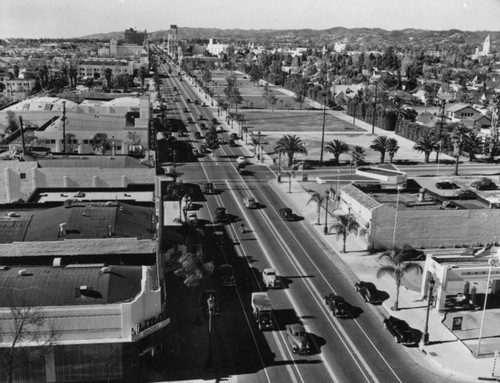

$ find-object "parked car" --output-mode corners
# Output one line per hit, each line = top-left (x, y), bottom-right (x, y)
(229, 139), (237, 147)
(194, 132), (202, 139)
(383, 316), (419, 345)
(216, 126), (224, 133)
(186, 98), (191, 103)
(471, 178), (497, 190)
(192, 148), (199, 158)
(291, 161), (312, 170)
(203, 182), (215, 194)
(200, 290), (220, 315)
(262, 268), (280, 288)
(442, 200), (459, 209)
(279, 207), (294, 221)
(436, 181), (458, 190)
(229, 133), (239, 140)
(194, 100), (199, 105)
(455, 189), (476, 200)
(211, 118), (218, 125)
(200, 122), (207, 130)
(354, 281), (381, 304)
(236, 156), (247, 165)
(324, 294), (350, 318)
(187, 117), (193, 124)
(215, 207), (229, 221)
(219, 264), (236, 287)
(184, 107), (189, 113)
(286, 324), (310, 355)
(243, 196), (258, 209)
(238, 164), (249, 175)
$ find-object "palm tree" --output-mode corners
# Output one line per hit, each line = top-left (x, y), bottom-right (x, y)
(376, 245), (423, 310)
(274, 134), (308, 167)
(329, 214), (360, 253)
(370, 135), (390, 163)
(413, 135), (437, 163)
(391, 95), (407, 131)
(463, 130), (483, 162)
(350, 146), (366, 167)
(386, 138), (400, 163)
(307, 192), (325, 225)
(103, 68), (113, 91)
(325, 139), (349, 165)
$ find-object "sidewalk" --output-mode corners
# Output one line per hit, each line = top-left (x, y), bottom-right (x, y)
(270, 175), (500, 382)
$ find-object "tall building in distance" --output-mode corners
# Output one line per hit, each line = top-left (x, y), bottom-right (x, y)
(472, 34), (491, 59)
(124, 27), (147, 45)
(167, 25), (179, 60)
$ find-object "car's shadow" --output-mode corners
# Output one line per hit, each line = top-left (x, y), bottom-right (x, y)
(307, 333), (327, 355)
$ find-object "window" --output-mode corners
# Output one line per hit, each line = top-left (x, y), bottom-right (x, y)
(83, 140), (89, 144)
(116, 146), (122, 151)
(20, 173), (26, 179)
(51, 139), (56, 144)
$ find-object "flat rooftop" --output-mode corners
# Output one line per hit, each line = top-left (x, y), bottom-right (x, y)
(0, 265), (143, 306)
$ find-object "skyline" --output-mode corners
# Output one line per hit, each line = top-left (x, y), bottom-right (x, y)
(1, 0), (500, 39)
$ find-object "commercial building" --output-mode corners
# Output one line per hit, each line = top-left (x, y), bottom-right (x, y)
(166, 25), (179, 60)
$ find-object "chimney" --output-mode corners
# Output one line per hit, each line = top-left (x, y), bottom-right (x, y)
(59, 222), (67, 237)
(418, 188), (426, 202)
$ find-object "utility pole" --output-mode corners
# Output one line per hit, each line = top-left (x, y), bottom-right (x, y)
(319, 94), (327, 165)
(62, 101), (67, 153)
(371, 82), (378, 134)
(18, 116), (26, 155)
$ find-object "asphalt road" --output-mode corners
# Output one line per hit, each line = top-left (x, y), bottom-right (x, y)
(155, 62), (470, 383)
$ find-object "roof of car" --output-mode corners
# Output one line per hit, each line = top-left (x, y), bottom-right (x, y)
(288, 323), (305, 332)
(263, 268), (276, 273)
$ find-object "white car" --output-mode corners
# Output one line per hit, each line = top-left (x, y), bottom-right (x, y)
(216, 125), (224, 133)
(262, 268), (280, 288)
(236, 156), (247, 165)
(243, 196), (258, 209)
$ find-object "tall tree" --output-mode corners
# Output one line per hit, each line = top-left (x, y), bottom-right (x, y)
(307, 191), (325, 226)
(0, 302), (59, 383)
(92, 133), (110, 155)
(370, 135), (390, 163)
(274, 134), (308, 167)
(350, 146), (366, 167)
(386, 138), (400, 163)
(413, 135), (437, 163)
(376, 245), (423, 310)
(325, 139), (349, 165)
(329, 214), (360, 253)
(103, 68), (113, 91)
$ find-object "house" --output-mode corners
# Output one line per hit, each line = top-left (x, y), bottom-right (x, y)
(446, 103), (482, 122)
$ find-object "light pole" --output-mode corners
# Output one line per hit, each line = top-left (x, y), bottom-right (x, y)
(371, 81), (378, 134)
(319, 94), (327, 165)
(336, 169), (341, 209)
(288, 172), (292, 193)
(477, 256), (499, 355)
(277, 153), (282, 183)
(324, 190), (330, 235)
(206, 294), (215, 371)
(392, 186), (403, 248)
(422, 276), (435, 345)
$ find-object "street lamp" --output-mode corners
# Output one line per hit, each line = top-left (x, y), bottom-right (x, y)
(371, 81), (378, 134)
(392, 186), (403, 248)
(277, 153), (282, 183)
(319, 94), (327, 166)
(422, 276), (435, 345)
(287, 172), (292, 193)
(205, 294), (215, 371)
(336, 169), (341, 209)
(477, 256), (499, 355)
(324, 190), (330, 235)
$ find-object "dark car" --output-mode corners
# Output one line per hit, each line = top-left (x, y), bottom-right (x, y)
(238, 163), (249, 175)
(211, 118), (218, 125)
(199, 114), (204, 121)
(184, 107), (189, 113)
(203, 182), (215, 194)
(436, 181), (458, 190)
(324, 294), (350, 318)
(200, 290), (220, 316)
(286, 324), (310, 355)
(219, 264), (236, 287)
(186, 98), (191, 103)
(200, 122), (207, 130)
(279, 207), (294, 221)
(229, 139), (237, 147)
(471, 178), (497, 190)
(455, 189), (476, 200)
(194, 100), (199, 105)
(383, 316), (419, 345)
(187, 117), (193, 124)
(229, 133), (239, 140)
(354, 281), (381, 304)
(194, 132), (202, 139)
(215, 207), (229, 221)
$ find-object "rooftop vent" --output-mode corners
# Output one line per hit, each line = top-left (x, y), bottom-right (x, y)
(17, 269), (29, 276)
(53, 257), (62, 267)
(59, 223), (67, 237)
(79, 285), (90, 291)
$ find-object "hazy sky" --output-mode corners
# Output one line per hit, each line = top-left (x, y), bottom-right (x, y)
(1, 0), (499, 39)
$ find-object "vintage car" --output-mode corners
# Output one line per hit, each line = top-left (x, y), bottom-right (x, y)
(383, 316), (419, 346)
(215, 207), (229, 222)
(236, 156), (247, 165)
(200, 290), (220, 316)
(324, 293), (350, 318)
(279, 207), (294, 221)
(286, 324), (310, 355)
(243, 196), (258, 209)
(470, 178), (497, 190)
(203, 182), (215, 194)
(219, 264), (236, 287)
(354, 281), (381, 304)
(262, 268), (280, 288)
